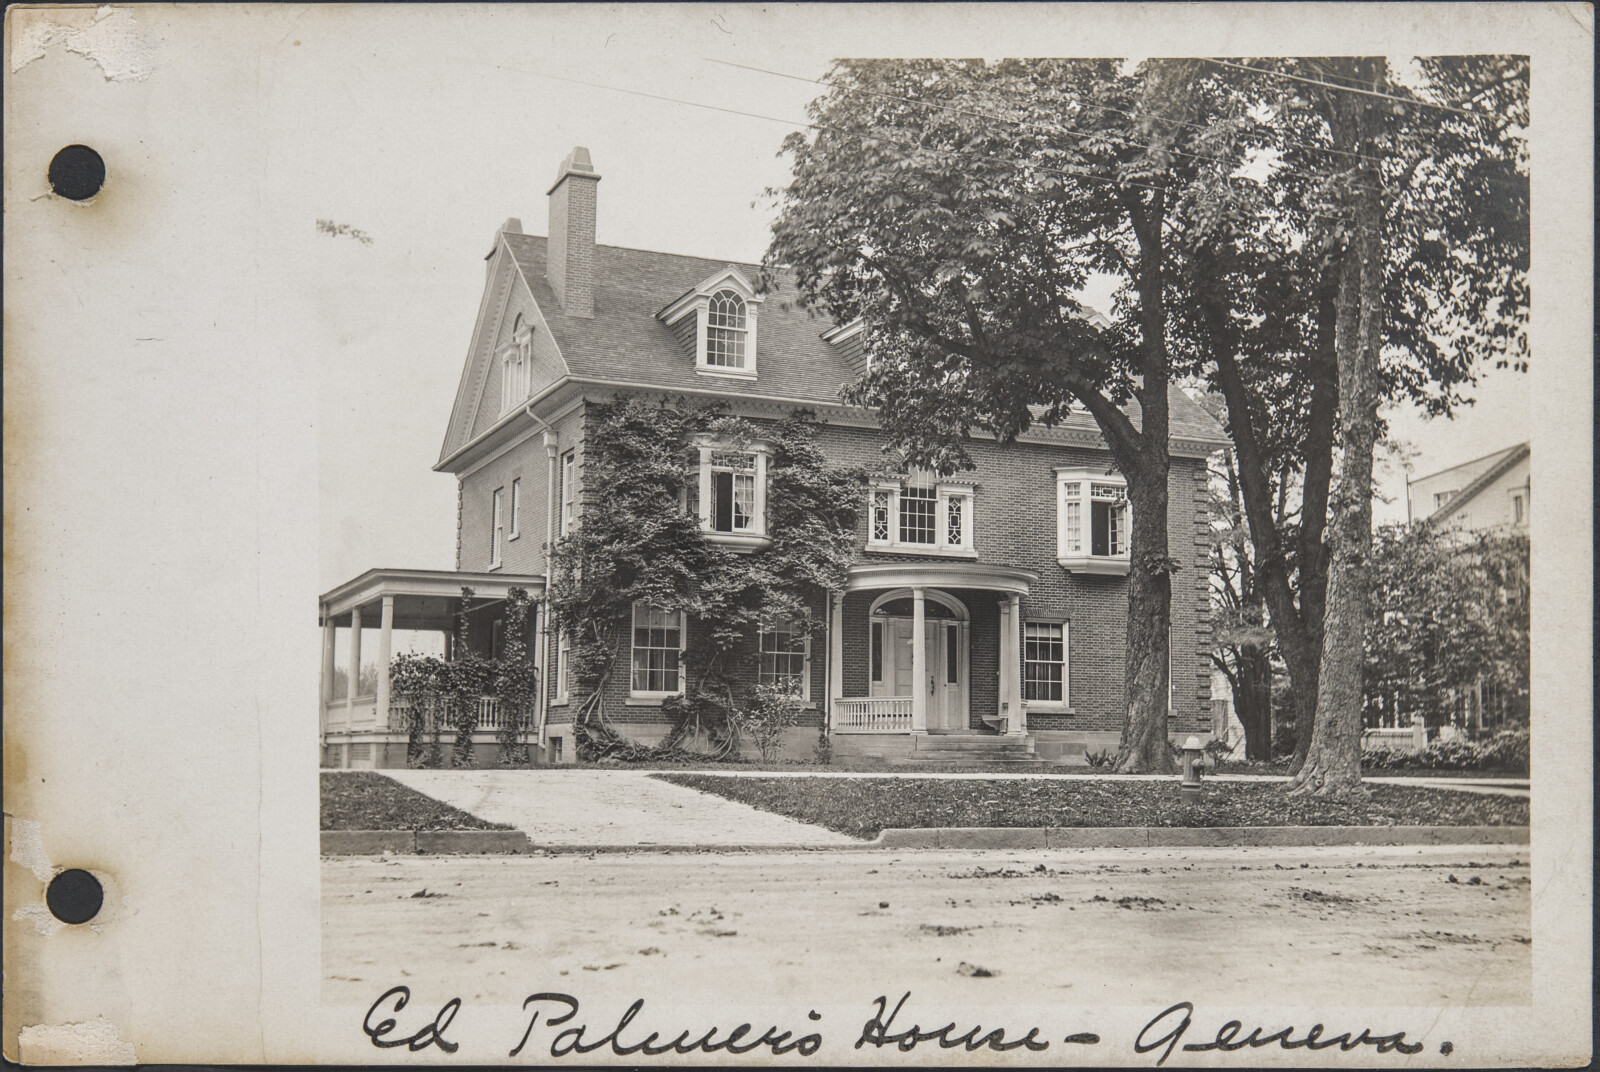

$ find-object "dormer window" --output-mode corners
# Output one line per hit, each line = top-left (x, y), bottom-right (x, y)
(705, 291), (748, 369)
(1056, 467), (1130, 575)
(657, 268), (762, 380)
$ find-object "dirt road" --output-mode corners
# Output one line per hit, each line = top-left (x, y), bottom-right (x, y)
(322, 844), (1529, 1010)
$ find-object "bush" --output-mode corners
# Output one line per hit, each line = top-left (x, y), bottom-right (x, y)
(1084, 748), (1113, 769)
(1360, 728), (1529, 775)
(739, 682), (805, 763)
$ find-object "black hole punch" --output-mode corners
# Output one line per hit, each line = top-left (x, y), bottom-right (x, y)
(46, 868), (104, 925)
(48, 145), (106, 201)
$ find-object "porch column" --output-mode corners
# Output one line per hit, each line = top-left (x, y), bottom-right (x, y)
(828, 591), (844, 704)
(1006, 594), (1026, 736)
(319, 616), (337, 716)
(346, 606), (363, 716)
(911, 587), (928, 732)
(374, 596), (395, 731)
(997, 597), (1013, 729)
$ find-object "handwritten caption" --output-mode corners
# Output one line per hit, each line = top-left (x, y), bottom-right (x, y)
(363, 987), (1428, 1063)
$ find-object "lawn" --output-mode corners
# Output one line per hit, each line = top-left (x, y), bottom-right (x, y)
(652, 774), (1529, 839)
(320, 771), (511, 831)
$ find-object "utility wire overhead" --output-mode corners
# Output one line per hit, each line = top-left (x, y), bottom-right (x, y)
(1204, 60), (1477, 117)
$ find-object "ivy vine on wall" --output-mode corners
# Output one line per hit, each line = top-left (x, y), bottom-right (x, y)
(546, 396), (867, 762)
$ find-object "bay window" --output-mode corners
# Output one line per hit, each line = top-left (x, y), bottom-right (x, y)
(1056, 468), (1130, 575)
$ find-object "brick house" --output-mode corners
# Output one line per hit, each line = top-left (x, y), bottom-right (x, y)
(318, 147), (1228, 768)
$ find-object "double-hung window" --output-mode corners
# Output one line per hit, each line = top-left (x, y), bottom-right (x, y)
(555, 629), (571, 702)
(559, 451), (576, 535)
(630, 603), (684, 698)
(1056, 468), (1130, 574)
(508, 478), (521, 539)
(1023, 621), (1068, 705)
(490, 487), (505, 567)
(758, 618), (810, 700)
(867, 476), (974, 554)
(691, 438), (770, 548)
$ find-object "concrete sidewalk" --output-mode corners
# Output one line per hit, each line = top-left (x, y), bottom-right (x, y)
(382, 768), (860, 848)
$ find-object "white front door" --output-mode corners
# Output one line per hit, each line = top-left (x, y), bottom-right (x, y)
(869, 615), (967, 730)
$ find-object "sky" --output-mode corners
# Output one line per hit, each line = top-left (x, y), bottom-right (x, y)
(299, 7), (1531, 591)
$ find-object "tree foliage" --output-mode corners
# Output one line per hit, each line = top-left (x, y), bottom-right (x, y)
(545, 397), (866, 762)
(1365, 524), (1529, 732)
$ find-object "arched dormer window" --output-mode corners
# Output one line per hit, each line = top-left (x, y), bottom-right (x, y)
(705, 290), (748, 369)
(656, 267), (762, 379)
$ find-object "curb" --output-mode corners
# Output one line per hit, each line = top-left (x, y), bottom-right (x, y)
(322, 825), (1528, 855)
(870, 825), (1530, 849)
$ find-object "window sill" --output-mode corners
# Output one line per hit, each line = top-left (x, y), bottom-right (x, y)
(1057, 556), (1130, 576)
(705, 531), (773, 552)
(695, 366), (757, 380)
(508, 532), (521, 541)
(550, 698), (569, 707)
(866, 543), (979, 559)
(625, 695), (681, 707)
(488, 562), (503, 572)
(1024, 703), (1076, 714)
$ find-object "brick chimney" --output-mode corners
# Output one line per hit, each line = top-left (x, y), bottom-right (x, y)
(546, 147), (600, 318)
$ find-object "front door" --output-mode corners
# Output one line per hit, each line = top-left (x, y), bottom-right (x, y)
(869, 614), (968, 730)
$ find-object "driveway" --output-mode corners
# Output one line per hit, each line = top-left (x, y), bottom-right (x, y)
(381, 768), (860, 848)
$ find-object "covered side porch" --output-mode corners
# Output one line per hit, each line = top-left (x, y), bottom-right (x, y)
(318, 568), (546, 768)
(826, 563), (1040, 751)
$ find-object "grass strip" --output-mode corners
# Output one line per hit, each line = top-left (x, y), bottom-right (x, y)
(320, 771), (511, 831)
(653, 774), (1529, 839)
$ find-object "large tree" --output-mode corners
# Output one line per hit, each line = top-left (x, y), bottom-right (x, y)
(1165, 56), (1528, 791)
(766, 59), (1259, 772)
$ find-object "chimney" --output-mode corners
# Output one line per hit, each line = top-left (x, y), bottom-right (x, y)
(546, 147), (601, 318)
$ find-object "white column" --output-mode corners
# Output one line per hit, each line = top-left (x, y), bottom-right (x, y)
(911, 587), (927, 732)
(829, 591), (845, 703)
(346, 606), (363, 715)
(320, 617), (337, 710)
(375, 596), (395, 731)
(1007, 594), (1026, 736)
(997, 597), (1013, 726)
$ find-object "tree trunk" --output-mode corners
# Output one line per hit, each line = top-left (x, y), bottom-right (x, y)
(1232, 647), (1274, 761)
(1114, 460), (1175, 773)
(1291, 81), (1383, 800)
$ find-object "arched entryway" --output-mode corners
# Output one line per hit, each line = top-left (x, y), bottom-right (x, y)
(868, 589), (969, 731)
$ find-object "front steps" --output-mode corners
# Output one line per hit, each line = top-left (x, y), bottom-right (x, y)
(832, 732), (1051, 769)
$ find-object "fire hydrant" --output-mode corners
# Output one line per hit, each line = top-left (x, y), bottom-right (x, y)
(1180, 736), (1206, 802)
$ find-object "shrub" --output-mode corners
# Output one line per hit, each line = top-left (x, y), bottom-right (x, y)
(1359, 728), (1529, 775)
(740, 682), (805, 763)
(1084, 748), (1113, 769)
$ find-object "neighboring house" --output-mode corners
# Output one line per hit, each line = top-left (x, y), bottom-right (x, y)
(318, 147), (1229, 768)
(1407, 442), (1530, 533)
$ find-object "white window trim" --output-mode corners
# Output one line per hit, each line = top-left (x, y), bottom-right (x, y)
(508, 477), (521, 540)
(490, 487), (505, 569)
(498, 327), (534, 416)
(559, 450), (576, 535)
(628, 602), (686, 702)
(1021, 618), (1071, 710)
(1055, 467), (1131, 575)
(693, 436), (772, 551)
(866, 477), (976, 556)
(658, 268), (764, 380)
(758, 617), (813, 703)
(553, 628), (571, 705)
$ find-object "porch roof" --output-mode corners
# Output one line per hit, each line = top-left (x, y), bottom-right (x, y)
(844, 561), (1038, 596)
(319, 568), (547, 625)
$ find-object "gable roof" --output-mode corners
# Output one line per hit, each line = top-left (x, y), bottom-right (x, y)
(452, 233), (1225, 454)
(1425, 441), (1530, 524)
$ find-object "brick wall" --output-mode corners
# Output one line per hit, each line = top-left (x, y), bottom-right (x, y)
(469, 401), (1214, 745)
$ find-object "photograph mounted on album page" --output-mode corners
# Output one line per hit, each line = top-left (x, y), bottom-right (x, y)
(2, 2), (1591, 1066)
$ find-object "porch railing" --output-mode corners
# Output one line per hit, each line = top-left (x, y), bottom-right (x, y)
(833, 696), (914, 733)
(388, 696), (513, 733)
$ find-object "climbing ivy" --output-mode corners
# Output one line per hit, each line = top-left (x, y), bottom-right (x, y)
(546, 396), (867, 762)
